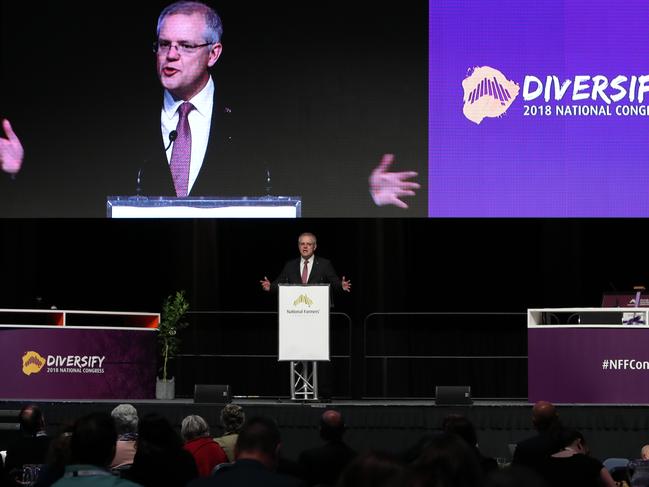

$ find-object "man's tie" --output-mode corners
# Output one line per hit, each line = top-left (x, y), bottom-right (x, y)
(301, 260), (309, 284)
(170, 101), (194, 197)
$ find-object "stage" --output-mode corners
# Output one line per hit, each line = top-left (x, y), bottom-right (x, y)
(1, 399), (647, 462)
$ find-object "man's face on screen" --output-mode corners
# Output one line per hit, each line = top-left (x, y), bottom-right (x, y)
(298, 237), (317, 260)
(156, 13), (221, 101)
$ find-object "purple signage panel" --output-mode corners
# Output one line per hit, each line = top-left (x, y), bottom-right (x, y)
(529, 327), (649, 403)
(0, 328), (156, 400)
(429, 0), (649, 216)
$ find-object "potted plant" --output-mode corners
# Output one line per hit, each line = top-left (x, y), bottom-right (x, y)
(155, 290), (190, 400)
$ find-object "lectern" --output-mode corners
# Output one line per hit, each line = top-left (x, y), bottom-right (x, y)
(107, 196), (302, 218)
(278, 284), (330, 400)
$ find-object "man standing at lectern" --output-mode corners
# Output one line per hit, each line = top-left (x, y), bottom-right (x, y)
(260, 232), (349, 400)
(260, 233), (351, 294)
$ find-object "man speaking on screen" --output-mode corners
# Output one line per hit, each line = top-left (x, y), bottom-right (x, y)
(0, 1), (420, 214)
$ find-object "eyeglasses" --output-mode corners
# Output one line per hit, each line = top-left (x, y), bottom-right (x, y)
(153, 40), (213, 55)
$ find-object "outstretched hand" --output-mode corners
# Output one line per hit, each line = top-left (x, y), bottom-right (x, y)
(0, 119), (24, 175)
(369, 153), (420, 209)
(342, 276), (351, 292)
(260, 276), (271, 292)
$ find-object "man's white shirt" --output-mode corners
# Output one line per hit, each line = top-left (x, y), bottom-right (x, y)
(161, 77), (214, 194)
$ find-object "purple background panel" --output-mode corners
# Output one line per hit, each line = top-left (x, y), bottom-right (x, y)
(429, 0), (649, 216)
(0, 328), (156, 400)
(529, 327), (649, 403)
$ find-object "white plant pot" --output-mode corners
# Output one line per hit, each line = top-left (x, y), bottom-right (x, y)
(155, 377), (175, 400)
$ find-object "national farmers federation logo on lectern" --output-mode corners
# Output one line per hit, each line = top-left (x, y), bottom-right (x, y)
(293, 294), (314, 307)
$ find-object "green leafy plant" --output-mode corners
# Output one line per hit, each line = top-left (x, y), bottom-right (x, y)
(158, 290), (190, 381)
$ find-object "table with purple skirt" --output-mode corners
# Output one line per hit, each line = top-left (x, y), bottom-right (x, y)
(528, 307), (649, 403)
(0, 308), (159, 400)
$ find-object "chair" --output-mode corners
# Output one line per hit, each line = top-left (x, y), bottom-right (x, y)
(604, 458), (630, 484)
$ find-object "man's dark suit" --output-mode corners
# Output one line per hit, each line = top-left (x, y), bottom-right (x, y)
(271, 257), (342, 292)
(188, 459), (305, 487)
(132, 82), (269, 199)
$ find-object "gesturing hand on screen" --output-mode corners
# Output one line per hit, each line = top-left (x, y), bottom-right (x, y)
(0, 119), (24, 175)
(341, 276), (351, 292)
(369, 153), (420, 209)
(260, 276), (271, 292)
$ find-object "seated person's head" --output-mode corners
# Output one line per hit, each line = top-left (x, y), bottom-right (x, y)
(320, 409), (346, 442)
(221, 404), (245, 434)
(70, 412), (117, 468)
(19, 404), (45, 436)
(338, 451), (404, 487)
(408, 432), (484, 487)
(442, 413), (478, 448)
(234, 416), (281, 467)
(181, 415), (210, 442)
(532, 401), (559, 432)
(137, 413), (183, 452)
(111, 404), (138, 436)
(641, 445), (649, 460)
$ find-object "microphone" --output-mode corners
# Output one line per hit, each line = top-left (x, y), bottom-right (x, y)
(136, 130), (178, 195)
(168, 130), (178, 146)
(265, 167), (272, 196)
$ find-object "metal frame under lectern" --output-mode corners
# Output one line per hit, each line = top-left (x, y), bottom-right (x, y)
(290, 360), (319, 401)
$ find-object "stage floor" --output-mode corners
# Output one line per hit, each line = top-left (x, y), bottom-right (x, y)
(1, 399), (647, 461)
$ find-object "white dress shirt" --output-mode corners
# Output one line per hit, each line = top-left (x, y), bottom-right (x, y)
(161, 77), (214, 194)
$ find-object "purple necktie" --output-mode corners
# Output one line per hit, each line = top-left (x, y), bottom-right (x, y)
(302, 260), (309, 284)
(170, 102), (194, 197)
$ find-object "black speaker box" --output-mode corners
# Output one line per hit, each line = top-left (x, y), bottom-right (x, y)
(194, 384), (231, 403)
(435, 385), (472, 405)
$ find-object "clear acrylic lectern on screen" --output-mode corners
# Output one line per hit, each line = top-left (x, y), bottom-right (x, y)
(106, 196), (302, 218)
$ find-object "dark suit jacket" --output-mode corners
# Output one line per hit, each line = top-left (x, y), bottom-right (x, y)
(188, 459), (305, 487)
(298, 440), (357, 487)
(512, 431), (562, 474)
(131, 81), (269, 199)
(271, 257), (342, 293)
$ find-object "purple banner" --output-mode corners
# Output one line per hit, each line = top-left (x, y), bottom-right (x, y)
(429, 0), (649, 216)
(529, 327), (649, 403)
(1, 328), (156, 400)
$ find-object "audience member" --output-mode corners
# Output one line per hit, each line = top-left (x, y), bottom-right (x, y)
(188, 415), (305, 487)
(337, 450), (405, 487)
(442, 413), (498, 475)
(538, 429), (616, 487)
(511, 401), (563, 473)
(5, 404), (51, 484)
(406, 432), (484, 487)
(50, 412), (141, 487)
(215, 405), (245, 462)
(33, 425), (73, 487)
(110, 404), (139, 469)
(298, 409), (357, 486)
(181, 415), (228, 477)
(626, 444), (649, 487)
(124, 413), (197, 487)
